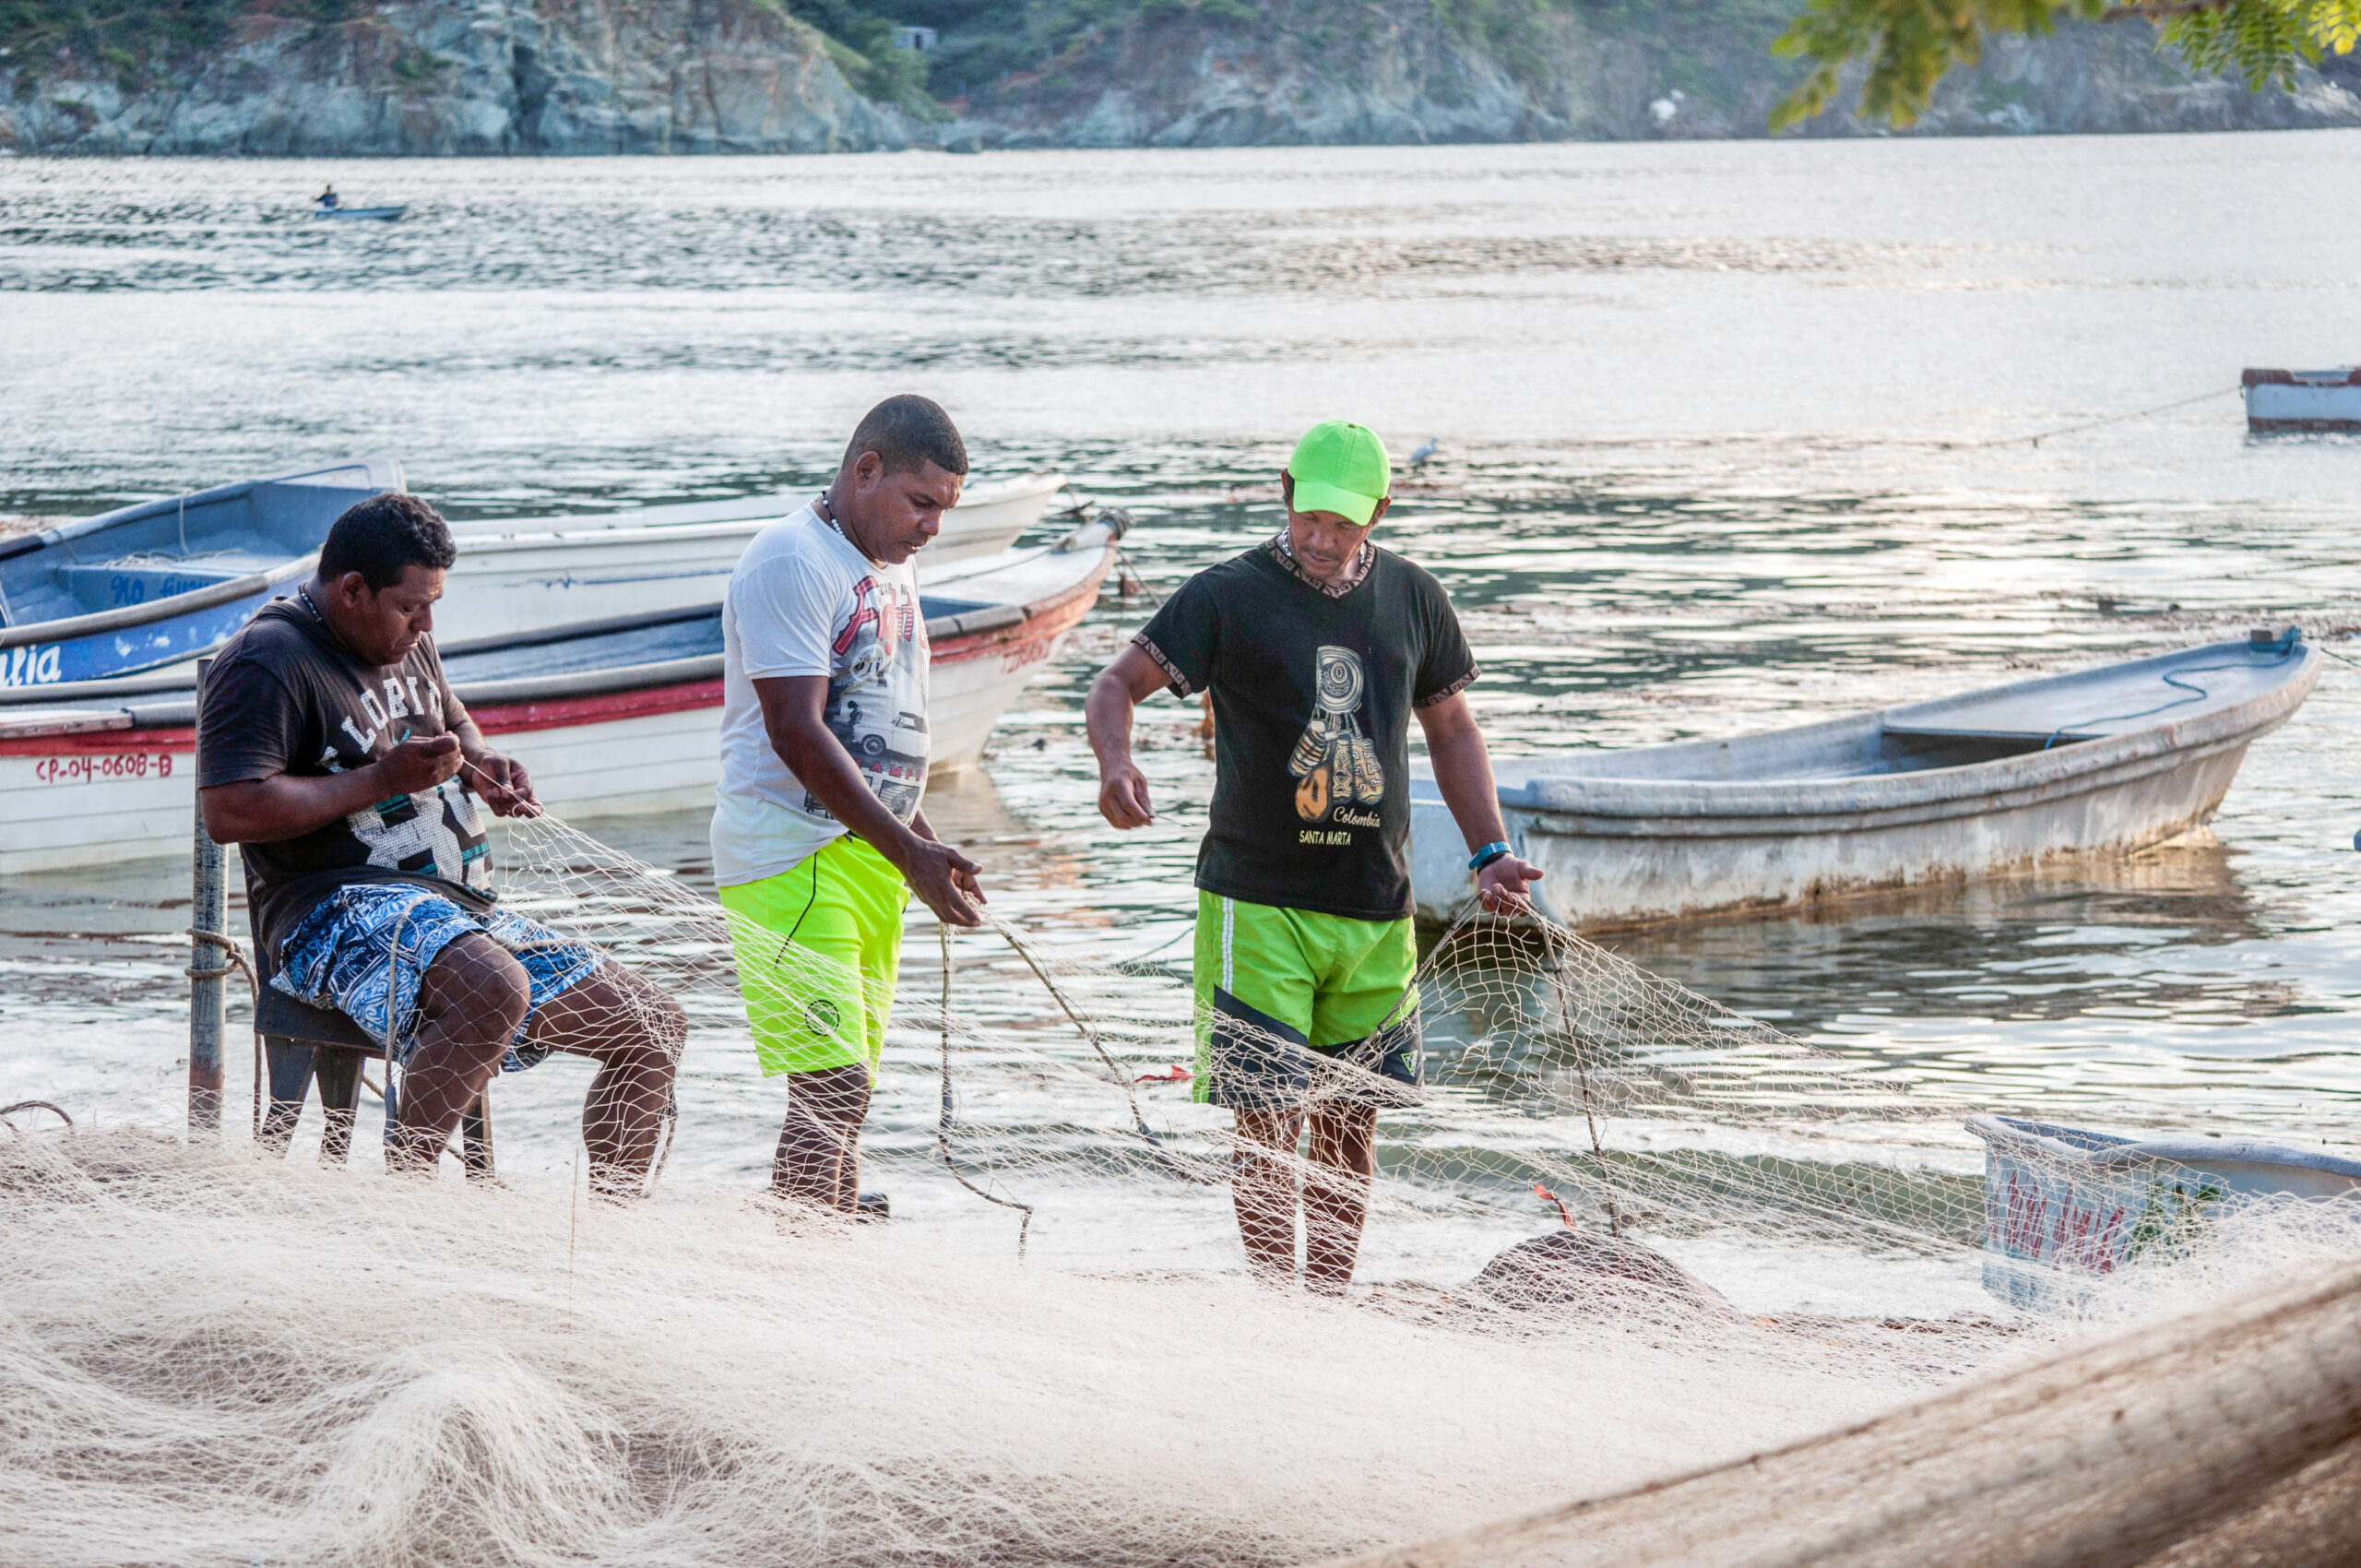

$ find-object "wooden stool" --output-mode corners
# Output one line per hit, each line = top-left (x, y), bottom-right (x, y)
(255, 982), (493, 1182)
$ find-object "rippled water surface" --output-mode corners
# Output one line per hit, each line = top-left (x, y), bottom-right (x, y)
(6, 137), (2361, 1301)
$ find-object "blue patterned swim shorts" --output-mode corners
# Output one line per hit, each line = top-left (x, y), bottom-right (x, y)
(271, 882), (602, 1071)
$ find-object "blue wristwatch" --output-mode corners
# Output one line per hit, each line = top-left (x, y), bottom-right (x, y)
(1469, 841), (1513, 873)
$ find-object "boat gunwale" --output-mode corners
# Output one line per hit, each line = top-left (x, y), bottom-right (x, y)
(0, 455), (401, 644)
(1460, 643), (2318, 827)
(0, 527), (1122, 742)
(0, 553), (317, 649)
(1968, 1113), (2361, 1183)
(441, 469), (1067, 544)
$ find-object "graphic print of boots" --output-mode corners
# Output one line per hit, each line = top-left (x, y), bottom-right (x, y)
(1291, 713), (1332, 821)
(1292, 647), (1382, 821)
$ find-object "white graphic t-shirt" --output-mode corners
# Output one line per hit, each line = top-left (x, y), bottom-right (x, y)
(711, 503), (930, 886)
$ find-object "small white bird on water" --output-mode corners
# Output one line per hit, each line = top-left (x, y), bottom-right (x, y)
(1408, 437), (1439, 466)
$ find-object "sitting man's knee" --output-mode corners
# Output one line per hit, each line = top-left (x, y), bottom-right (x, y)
(424, 935), (531, 1040)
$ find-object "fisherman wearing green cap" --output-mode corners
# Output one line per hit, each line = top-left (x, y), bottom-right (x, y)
(1085, 421), (1543, 1291)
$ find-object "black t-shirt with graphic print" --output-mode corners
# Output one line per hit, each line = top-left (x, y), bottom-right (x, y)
(197, 599), (493, 961)
(1135, 541), (1477, 922)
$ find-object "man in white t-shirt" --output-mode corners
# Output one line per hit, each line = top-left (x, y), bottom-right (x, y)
(713, 395), (987, 1214)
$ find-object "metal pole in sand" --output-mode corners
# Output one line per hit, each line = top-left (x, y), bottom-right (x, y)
(187, 656), (224, 1135)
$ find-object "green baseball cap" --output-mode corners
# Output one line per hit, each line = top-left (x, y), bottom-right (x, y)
(1287, 421), (1391, 527)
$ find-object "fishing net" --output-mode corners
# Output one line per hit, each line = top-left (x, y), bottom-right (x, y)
(475, 811), (2361, 1331)
(11, 805), (2361, 1566)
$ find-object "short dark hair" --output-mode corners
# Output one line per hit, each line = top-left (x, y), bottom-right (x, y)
(843, 395), (967, 480)
(319, 493), (457, 590)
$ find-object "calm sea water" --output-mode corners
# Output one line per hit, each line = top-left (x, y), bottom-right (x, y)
(6, 136), (2360, 1309)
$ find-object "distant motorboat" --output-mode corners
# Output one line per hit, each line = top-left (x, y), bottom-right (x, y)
(0, 459), (402, 691)
(1409, 632), (2320, 929)
(0, 515), (1125, 872)
(435, 470), (1072, 641)
(311, 204), (407, 221)
(2241, 367), (2361, 431)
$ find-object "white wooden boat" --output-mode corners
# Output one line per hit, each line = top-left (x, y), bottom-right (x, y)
(1408, 631), (2320, 929)
(0, 458), (402, 691)
(2242, 368), (2361, 432)
(0, 517), (1121, 873)
(437, 471), (1071, 640)
(1970, 1113), (2361, 1311)
(311, 205), (406, 221)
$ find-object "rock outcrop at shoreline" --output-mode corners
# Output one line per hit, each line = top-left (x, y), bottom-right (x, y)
(2, 0), (907, 155)
(6, 0), (2357, 155)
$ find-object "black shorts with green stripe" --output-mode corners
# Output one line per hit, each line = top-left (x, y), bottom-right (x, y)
(1192, 891), (1422, 1113)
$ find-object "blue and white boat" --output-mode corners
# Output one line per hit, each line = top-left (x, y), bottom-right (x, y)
(0, 458), (401, 690)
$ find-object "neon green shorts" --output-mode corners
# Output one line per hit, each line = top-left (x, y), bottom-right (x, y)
(1192, 890), (1421, 1111)
(719, 835), (908, 1078)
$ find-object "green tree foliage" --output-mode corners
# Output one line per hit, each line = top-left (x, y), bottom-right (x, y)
(783, 0), (938, 113)
(1770, 0), (2361, 127)
(1, 0), (238, 77)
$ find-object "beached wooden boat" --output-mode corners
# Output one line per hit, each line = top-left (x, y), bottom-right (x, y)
(1970, 1113), (2361, 1310)
(1407, 632), (2321, 929)
(2241, 367), (2361, 432)
(0, 517), (1121, 873)
(0, 459), (402, 693)
(437, 471), (1071, 640)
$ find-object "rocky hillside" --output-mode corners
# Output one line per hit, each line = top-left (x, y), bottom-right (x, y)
(1, 0), (908, 154)
(5, 0), (2357, 154)
(924, 0), (2361, 145)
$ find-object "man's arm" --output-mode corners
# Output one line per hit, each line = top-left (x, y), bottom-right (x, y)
(200, 734), (472, 845)
(753, 675), (984, 927)
(1415, 693), (1544, 914)
(1086, 645), (1175, 829)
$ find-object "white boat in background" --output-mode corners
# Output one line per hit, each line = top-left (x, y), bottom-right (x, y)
(0, 517), (1121, 873)
(438, 470), (1071, 640)
(2242, 367), (2361, 431)
(1409, 632), (2320, 930)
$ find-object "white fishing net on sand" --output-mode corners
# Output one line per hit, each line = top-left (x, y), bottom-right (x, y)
(8, 809), (2361, 1566)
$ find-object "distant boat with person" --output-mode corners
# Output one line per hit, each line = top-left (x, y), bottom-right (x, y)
(310, 185), (405, 221)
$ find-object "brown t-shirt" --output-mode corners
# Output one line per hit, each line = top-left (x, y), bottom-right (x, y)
(197, 598), (492, 959)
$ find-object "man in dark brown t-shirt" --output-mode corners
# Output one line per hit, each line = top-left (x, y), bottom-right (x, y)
(198, 493), (682, 1192)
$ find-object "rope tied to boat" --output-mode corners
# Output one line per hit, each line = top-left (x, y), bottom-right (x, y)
(1941, 385), (2242, 451)
(2039, 632), (2301, 750)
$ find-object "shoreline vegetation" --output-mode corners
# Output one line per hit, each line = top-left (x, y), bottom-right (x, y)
(4, 0), (2360, 154)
